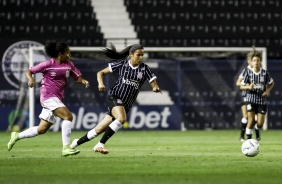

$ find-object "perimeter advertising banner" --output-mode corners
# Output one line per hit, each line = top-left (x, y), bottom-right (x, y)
(0, 105), (181, 131)
(52, 105), (180, 131)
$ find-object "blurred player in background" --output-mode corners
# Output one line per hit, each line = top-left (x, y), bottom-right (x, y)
(70, 43), (162, 154)
(240, 48), (274, 140)
(7, 40), (90, 156)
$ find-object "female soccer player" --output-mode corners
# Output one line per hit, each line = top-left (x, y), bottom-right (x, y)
(240, 49), (274, 140)
(70, 43), (162, 154)
(7, 40), (90, 156)
(236, 51), (260, 142)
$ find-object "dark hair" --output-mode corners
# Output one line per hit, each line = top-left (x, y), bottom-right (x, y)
(44, 40), (69, 58)
(103, 43), (144, 61)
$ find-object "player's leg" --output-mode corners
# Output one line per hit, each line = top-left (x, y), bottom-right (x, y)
(240, 104), (248, 142)
(7, 110), (52, 151)
(245, 104), (256, 139)
(254, 114), (260, 141)
(94, 106), (126, 154)
(54, 106), (80, 156)
(70, 115), (113, 148)
(254, 105), (267, 141)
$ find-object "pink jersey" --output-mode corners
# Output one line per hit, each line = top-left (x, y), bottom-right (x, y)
(29, 58), (82, 104)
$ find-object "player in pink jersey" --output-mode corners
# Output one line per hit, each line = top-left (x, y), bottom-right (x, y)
(7, 40), (90, 156)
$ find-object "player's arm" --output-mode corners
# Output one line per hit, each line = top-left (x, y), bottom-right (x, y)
(262, 81), (274, 97)
(236, 76), (243, 87)
(97, 67), (111, 92)
(240, 83), (254, 91)
(76, 76), (90, 88)
(25, 69), (35, 88)
(150, 80), (162, 93)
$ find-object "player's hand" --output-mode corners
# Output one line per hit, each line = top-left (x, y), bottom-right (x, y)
(249, 83), (255, 90)
(153, 87), (162, 93)
(28, 80), (35, 88)
(98, 84), (106, 92)
(82, 79), (90, 88)
(262, 92), (269, 97)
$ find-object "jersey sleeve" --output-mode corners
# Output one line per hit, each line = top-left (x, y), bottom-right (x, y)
(239, 68), (247, 78)
(266, 71), (274, 85)
(29, 61), (49, 74)
(144, 64), (157, 83)
(109, 60), (124, 73)
(69, 61), (82, 80)
(242, 70), (249, 85)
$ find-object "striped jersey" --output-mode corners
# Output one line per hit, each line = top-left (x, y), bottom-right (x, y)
(108, 60), (157, 112)
(242, 68), (273, 105)
(239, 65), (252, 97)
(29, 58), (81, 103)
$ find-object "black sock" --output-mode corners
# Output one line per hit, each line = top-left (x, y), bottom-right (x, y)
(240, 123), (247, 137)
(246, 134), (252, 139)
(100, 127), (115, 144)
(77, 134), (90, 145)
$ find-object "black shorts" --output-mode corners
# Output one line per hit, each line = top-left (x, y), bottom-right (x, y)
(241, 96), (247, 106)
(246, 103), (267, 114)
(106, 95), (127, 117)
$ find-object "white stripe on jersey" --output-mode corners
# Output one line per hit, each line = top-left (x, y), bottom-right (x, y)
(108, 60), (156, 111)
(243, 68), (273, 105)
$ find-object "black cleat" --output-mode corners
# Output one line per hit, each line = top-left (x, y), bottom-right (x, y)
(255, 129), (261, 141)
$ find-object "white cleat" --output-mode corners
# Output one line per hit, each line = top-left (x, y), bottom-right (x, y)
(93, 143), (109, 154)
(70, 139), (79, 149)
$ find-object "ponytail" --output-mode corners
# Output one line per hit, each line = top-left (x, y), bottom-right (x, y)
(103, 43), (144, 61)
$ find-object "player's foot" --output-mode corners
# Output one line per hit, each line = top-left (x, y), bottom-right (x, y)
(62, 145), (80, 157)
(255, 129), (261, 141)
(7, 132), (19, 151)
(240, 137), (245, 143)
(70, 139), (79, 149)
(93, 142), (109, 154)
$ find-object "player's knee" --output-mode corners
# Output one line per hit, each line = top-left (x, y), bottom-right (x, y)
(63, 113), (73, 121)
(116, 117), (127, 124)
(257, 123), (263, 129)
(37, 127), (48, 134)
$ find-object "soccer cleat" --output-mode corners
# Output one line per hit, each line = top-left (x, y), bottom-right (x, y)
(62, 146), (80, 157)
(93, 143), (109, 154)
(70, 139), (79, 149)
(240, 138), (245, 143)
(255, 129), (261, 141)
(7, 132), (19, 151)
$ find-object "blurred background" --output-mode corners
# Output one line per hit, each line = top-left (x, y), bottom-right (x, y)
(0, 0), (281, 132)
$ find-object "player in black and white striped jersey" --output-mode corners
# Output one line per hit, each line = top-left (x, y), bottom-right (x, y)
(236, 61), (252, 142)
(107, 56), (157, 113)
(70, 43), (162, 154)
(236, 52), (260, 142)
(240, 49), (274, 140)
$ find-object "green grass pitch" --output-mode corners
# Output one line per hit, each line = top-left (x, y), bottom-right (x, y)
(1, 130), (282, 184)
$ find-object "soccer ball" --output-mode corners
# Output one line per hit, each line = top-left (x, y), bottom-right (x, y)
(241, 139), (260, 157)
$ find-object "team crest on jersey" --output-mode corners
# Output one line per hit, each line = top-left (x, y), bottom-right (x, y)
(137, 71), (143, 79)
(50, 72), (56, 77)
(66, 70), (70, 77)
(247, 104), (252, 110)
(1, 41), (48, 89)
(260, 77), (265, 82)
(117, 99), (123, 104)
